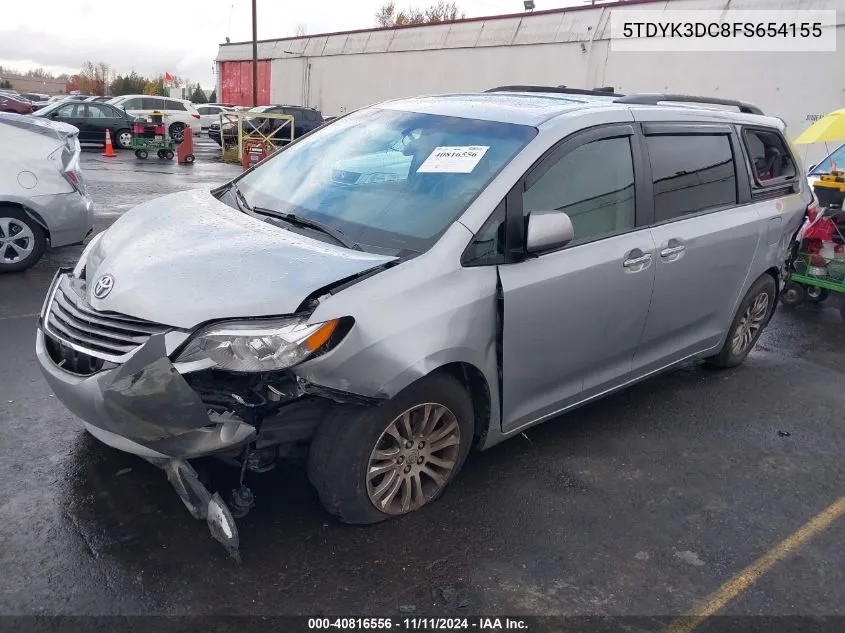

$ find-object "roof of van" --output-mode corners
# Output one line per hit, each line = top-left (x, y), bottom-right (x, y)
(380, 91), (781, 128)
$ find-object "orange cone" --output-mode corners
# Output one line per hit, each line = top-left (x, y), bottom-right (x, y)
(102, 129), (117, 157)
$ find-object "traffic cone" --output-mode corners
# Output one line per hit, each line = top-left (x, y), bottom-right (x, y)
(102, 129), (117, 157)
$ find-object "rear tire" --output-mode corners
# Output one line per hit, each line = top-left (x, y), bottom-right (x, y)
(0, 206), (47, 273)
(308, 373), (474, 524)
(114, 129), (133, 150)
(169, 122), (185, 142)
(705, 275), (776, 368)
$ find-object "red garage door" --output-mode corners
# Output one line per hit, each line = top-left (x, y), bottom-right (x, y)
(220, 60), (271, 106)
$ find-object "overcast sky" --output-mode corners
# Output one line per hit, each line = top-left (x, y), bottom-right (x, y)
(0, 0), (587, 88)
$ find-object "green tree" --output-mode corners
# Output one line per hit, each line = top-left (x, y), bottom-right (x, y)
(208, 89), (217, 103)
(110, 71), (148, 96)
(190, 83), (207, 103)
(0, 79), (12, 89)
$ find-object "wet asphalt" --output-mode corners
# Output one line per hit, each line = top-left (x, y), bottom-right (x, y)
(1, 138), (845, 621)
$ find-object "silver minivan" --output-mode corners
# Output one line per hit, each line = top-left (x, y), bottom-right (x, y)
(37, 89), (809, 549)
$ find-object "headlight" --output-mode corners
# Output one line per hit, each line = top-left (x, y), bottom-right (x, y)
(174, 317), (344, 372)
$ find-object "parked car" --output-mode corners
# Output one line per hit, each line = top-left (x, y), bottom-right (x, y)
(208, 104), (324, 147)
(33, 100), (136, 150)
(1, 94), (33, 114)
(21, 92), (50, 103)
(806, 142), (845, 188)
(37, 89), (810, 551)
(195, 103), (235, 130)
(0, 112), (93, 272)
(107, 94), (201, 140)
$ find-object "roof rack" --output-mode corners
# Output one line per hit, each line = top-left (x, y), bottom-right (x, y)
(615, 93), (764, 115)
(486, 85), (624, 98)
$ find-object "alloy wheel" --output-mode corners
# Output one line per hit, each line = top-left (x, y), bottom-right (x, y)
(0, 217), (35, 264)
(730, 291), (770, 356)
(117, 131), (133, 148)
(170, 124), (185, 141)
(366, 403), (461, 515)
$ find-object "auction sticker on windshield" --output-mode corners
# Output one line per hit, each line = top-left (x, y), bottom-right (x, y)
(417, 146), (490, 173)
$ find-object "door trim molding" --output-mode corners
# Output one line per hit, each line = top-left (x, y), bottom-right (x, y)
(501, 343), (718, 437)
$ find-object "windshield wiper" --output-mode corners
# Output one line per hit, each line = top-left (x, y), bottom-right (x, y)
(252, 206), (363, 251)
(230, 182), (253, 212)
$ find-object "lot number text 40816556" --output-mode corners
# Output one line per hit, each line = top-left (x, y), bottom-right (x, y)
(307, 617), (529, 630)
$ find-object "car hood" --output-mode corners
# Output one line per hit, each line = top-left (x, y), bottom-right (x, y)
(84, 189), (396, 329)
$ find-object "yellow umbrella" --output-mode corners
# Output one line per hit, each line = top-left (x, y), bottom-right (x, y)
(795, 108), (845, 145)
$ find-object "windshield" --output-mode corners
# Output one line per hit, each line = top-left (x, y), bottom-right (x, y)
(811, 144), (845, 175)
(236, 107), (536, 254)
(32, 102), (61, 117)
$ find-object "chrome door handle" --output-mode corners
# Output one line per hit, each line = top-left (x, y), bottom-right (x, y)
(660, 245), (686, 257)
(623, 254), (652, 268)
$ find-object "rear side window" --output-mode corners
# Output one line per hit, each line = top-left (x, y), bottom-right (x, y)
(646, 135), (736, 222)
(142, 97), (165, 110)
(523, 136), (636, 244)
(56, 103), (84, 117)
(166, 99), (187, 111)
(743, 128), (796, 184)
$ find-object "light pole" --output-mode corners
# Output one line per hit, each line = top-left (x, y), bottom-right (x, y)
(284, 50), (310, 107)
(252, 0), (258, 107)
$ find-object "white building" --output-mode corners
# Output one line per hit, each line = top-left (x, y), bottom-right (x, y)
(216, 0), (845, 165)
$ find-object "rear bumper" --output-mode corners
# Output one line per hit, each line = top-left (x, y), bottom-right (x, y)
(29, 191), (94, 248)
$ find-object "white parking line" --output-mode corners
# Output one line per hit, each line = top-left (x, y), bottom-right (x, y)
(0, 312), (39, 321)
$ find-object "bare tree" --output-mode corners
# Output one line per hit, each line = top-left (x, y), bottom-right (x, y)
(376, 0), (463, 26)
(375, 1), (396, 26)
(77, 61), (111, 95)
(294, 23), (308, 37)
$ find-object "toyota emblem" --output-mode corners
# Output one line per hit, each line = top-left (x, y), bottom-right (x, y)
(92, 274), (114, 299)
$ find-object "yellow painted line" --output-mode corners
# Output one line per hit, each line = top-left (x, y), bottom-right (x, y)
(0, 312), (39, 321)
(666, 496), (845, 633)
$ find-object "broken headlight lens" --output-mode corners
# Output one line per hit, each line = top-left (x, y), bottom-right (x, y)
(175, 317), (340, 372)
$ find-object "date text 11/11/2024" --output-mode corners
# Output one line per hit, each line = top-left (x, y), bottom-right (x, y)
(307, 618), (530, 630)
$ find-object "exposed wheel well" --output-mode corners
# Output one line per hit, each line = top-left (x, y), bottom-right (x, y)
(433, 362), (491, 447)
(0, 202), (50, 242)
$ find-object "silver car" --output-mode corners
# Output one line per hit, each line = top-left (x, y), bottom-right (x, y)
(36, 89), (809, 552)
(0, 112), (93, 272)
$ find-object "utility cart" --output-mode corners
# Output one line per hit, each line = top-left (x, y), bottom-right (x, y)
(131, 111), (176, 160)
(781, 174), (845, 320)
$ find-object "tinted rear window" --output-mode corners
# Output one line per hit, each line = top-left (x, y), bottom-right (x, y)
(166, 100), (187, 111)
(646, 135), (737, 222)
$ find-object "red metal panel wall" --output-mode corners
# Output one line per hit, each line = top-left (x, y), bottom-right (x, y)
(220, 60), (270, 106)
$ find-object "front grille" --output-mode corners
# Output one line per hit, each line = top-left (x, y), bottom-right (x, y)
(45, 276), (169, 363)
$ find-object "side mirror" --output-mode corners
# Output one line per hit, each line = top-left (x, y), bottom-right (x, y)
(525, 211), (575, 254)
(807, 163), (816, 173)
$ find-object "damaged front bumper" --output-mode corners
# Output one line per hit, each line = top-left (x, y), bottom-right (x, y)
(36, 269), (365, 560)
(36, 327), (257, 460)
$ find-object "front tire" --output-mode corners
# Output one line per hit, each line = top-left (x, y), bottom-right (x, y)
(308, 373), (474, 524)
(705, 275), (776, 368)
(0, 206), (47, 273)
